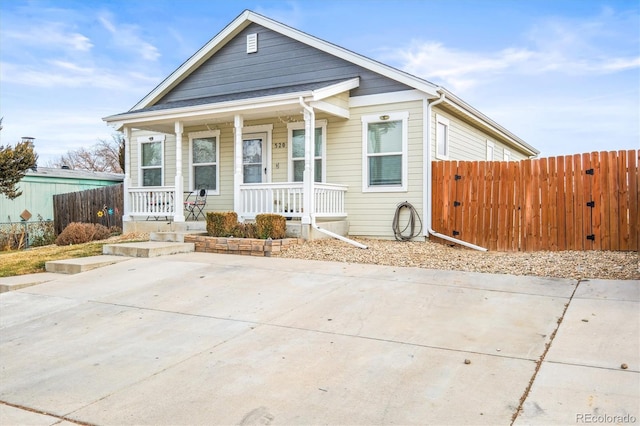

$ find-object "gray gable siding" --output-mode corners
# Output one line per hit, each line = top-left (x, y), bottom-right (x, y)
(156, 23), (411, 106)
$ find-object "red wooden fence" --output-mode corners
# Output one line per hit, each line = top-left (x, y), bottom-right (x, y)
(432, 150), (638, 251)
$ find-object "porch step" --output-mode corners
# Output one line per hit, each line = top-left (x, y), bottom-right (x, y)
(150, 231), (207, 243)
(102, 241), (195, 258)
(45, 255), (130, 275)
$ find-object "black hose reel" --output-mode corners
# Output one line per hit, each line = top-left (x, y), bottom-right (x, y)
(392, 201), (423, 241)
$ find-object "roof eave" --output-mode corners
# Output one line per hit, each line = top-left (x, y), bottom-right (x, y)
(438, 88), (540, 156)
(104, 89), (317, 128)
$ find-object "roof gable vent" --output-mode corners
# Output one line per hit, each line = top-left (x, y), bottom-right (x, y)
(246, 33), (258, 54)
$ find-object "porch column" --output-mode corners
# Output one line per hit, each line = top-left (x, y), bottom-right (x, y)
(174, 121), (185, 222)
(302, 106), (315, 225)
(122, 126), (131, 222)
(234, 114), (243, 220)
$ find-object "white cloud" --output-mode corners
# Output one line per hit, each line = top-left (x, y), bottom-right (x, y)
(0, 59), (160, 90)
(98, 12), (160, 61)
(3, 23), (93, 52)
(383, 9), (639, 92)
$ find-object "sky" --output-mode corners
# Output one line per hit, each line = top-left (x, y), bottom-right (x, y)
(0, 0), (638, 164)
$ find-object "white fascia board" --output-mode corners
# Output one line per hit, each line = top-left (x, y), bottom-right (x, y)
(105, 90), (313, 126)
(349, 89), (429, 108)
(131, 11), (253, 111)
(439, 89), (539, 156)
(309, 100), (350, 119)
(311, 77), (359, 101)
(245, 11), (440, 97)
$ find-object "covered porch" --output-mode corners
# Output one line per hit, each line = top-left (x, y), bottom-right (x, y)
(104, 78), (359, 238)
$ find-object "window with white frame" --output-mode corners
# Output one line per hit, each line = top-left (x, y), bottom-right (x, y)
(362, 112), (408, 192)
(189, 130), (220, 193)
(486, 140), (495, 161)
(138, 135), (164, 186)
(288, 120), (326, 183)
(435, 114), (449, 160)
(503, 148), (511, 161)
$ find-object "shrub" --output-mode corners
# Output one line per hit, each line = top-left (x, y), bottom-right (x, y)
(29, 216), (56, 247)
(232, 222), (257, 238)
(255, 214), (286, 239)
(55, 222), (112, 246)
(206, 212), (238, 237)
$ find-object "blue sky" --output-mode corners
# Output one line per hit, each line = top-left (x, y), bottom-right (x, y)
(1, 0), (638, 164)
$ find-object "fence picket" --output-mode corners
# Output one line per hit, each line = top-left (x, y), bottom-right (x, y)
(628, 150), (639, 251)
(53, 184), (123, 235)
(430, 150), (637, 252)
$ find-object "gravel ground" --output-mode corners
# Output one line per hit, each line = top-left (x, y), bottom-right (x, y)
(277, 237), (639, 280)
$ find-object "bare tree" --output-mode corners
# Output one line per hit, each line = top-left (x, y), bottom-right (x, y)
(49, 134), (124, 173)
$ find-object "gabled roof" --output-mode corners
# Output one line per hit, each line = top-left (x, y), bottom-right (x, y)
(107, 9), (538, 156)
(130, 10), (440, 111)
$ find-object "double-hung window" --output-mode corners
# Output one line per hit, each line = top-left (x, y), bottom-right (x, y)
(189, 130), (220, 194)
(138, 135), (164, 186)
(362, 112), (408, 192)
(288, 120), (326, 183)
(435, 114), (449, 160)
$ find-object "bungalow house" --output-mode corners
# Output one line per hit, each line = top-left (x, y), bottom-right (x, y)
(103, 10), (538, 245)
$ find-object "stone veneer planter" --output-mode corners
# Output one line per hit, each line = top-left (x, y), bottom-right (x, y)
(184, 235), (302, 257)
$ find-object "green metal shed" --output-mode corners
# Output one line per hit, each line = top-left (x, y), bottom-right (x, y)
(0, 167), (124, 222)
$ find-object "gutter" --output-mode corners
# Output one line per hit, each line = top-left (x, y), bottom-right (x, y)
(424, 92), (488, 252)
(299, 97), (368, 250)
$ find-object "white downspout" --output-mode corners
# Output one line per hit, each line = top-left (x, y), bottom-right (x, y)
(424, 93), (487, 251)
(299, 97), (368, 250)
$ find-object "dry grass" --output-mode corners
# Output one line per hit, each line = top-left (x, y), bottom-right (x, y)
(0, 233), (148, 278)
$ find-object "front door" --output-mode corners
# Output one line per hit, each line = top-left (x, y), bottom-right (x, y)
(242, 133), (268, 183)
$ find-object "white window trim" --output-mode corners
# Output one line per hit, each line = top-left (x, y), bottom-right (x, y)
(287, 119), (327, 183)
(486, 140), (495, 161)
(435, 113), (450, 160)
(503, 148), (511, 161)
(361, 111), (409, 193)
(137, 134), (165, 187)
(188, 130), (220, 195)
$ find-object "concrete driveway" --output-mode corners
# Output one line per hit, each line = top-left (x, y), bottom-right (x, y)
(1, 253), (638, 425)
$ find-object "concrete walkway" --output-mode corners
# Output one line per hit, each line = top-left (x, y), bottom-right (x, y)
(1, 253), (638, 425)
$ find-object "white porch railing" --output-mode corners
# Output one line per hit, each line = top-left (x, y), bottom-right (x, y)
(128, 187), (176, 219)
(126, 183), (347, 221)
(239, 182), (347, 219)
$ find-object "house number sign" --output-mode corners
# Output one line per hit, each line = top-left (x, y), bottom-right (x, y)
(273, 142), (286, 149)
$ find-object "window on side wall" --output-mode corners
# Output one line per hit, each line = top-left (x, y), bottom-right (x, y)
(486, 140), (495, 161)
(435, 114), (449, 160)
(503, 149), (511, 161)
(288, 120), (326, 183)
(362, 112), (408, 192)
(189, 130), (220, 194)
(138, 135), (165, 186)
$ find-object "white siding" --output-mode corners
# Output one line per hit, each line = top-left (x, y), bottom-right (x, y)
(326, 100), (425, 239)
(430, 107), (528, 162)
